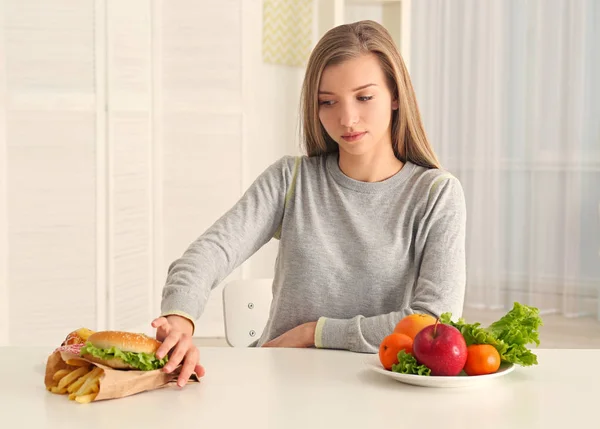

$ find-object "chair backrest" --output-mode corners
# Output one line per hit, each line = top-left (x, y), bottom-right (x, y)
(222, 278), (273, 347)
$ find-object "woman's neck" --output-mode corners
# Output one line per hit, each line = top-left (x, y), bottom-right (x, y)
(337, 149), (404, 183)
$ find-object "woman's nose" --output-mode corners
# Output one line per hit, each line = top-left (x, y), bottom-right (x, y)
(339, 106), (359, 128)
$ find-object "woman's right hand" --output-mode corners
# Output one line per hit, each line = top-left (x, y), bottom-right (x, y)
(152, 315), (205, 387)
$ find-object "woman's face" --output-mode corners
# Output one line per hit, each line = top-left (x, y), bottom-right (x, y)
(318, 53), (398, 158)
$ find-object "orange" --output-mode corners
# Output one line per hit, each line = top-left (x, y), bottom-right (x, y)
(463, 344), (501, 376)
(378, 333), (413, 370)
(393, 313), (437, 340)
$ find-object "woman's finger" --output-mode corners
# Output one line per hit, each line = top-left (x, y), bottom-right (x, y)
(151, 317), (168, 328)
(194, 364), (205, 378)
(155, 331), (180, 361)
(163, 334), (191, 372)
(152, 317), (172, 342)
(177, 348), (199, 387)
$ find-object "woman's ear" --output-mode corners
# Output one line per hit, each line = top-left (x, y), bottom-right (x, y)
(392, 98), (399, 110)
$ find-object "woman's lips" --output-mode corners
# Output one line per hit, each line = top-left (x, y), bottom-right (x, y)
(341, 132), (366, 142)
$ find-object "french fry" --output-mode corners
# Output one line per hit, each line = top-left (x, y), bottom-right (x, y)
(74, 367), (103, 397)
(65, 359), (89, 367)
(50, 386), (68, 394)
(57, 366), (90, 390)
(77, 376), (100, 398)
(52, 369), (71, 382)
(67, 377), (86, 394)
(74, 372), (101, 404)
(75, 393), (97, 404)
(67, 368), (95, 394)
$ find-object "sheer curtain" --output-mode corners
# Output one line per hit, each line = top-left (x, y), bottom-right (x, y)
(410, 0), (600, 319)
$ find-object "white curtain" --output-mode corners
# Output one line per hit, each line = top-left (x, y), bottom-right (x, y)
(410, 0), (600, 319)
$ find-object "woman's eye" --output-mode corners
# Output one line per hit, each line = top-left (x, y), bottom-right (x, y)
(319, 100), (334, 106)
(358, 96), (373, 102)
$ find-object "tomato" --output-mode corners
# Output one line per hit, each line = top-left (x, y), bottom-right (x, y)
(463, 344), (501, 376)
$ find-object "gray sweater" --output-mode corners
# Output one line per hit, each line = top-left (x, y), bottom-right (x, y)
(160, 153), (467, 353)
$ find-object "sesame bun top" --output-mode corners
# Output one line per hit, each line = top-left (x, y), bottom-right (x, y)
(87, 331), (161, 354)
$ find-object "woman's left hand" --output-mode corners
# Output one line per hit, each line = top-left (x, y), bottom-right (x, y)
(262, 322), (317, 348)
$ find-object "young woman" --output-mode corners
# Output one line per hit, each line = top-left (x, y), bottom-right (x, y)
(151, 20), (466, 386)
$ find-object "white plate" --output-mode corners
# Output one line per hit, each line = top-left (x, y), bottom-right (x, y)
(363, 355), (515, 388)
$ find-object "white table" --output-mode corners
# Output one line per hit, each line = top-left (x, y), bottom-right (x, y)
(0, 347), (598, 429)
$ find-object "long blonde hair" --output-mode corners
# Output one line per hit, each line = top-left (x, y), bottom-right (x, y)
(300, 20), (441, 169)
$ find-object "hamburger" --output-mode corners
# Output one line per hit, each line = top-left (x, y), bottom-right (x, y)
(79, 331), (168, 371)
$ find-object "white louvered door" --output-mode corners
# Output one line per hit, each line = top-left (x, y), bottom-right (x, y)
(1, 0), (247, 346)
(0, 0), (8, 346)
(2, 0), (99, 346)
(105, 0), (154, 332)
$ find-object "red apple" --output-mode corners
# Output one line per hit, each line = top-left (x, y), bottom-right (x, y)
(412, 320), (468, 376)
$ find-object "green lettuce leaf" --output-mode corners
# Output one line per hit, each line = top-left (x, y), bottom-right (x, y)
(80, 343), (168, 371)
(486, 302), (542, 347)
(440, 302), (542, 367)
(391, 350), (431, 376)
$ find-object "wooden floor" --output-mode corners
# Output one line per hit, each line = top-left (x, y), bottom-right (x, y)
(194, 310), (600, 349)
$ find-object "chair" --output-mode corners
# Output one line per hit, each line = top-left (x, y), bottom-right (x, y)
(222, 278), (274, 347)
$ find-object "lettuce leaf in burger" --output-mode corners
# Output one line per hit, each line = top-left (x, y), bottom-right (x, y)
(80, 331), (168, 371)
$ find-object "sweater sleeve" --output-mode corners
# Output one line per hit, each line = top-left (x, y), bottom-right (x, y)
(314, 174), (467, 353)
(160, 156), (296, 330)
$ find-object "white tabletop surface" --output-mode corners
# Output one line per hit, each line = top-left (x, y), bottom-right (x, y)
(0, 347), (598, 429)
